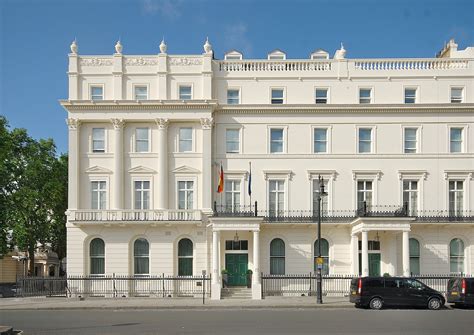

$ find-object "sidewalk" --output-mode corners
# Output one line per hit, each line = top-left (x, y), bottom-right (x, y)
(0, 296), (352, 310)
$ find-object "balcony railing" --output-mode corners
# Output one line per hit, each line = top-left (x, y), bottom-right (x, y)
(68, 209), (202, 223)
(212, 202), (474, 223)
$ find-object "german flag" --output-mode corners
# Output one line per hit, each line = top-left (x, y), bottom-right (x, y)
(217, 164), (224, 193)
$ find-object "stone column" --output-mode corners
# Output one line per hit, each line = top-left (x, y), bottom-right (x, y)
(66, 118), (81, 210)
(111, 119), (125, 210)
(402, 230), (410, 277)
(361, 230), (369, 277)
(252, 230), (262, 300)
(351, 234), (359, 275)
(156, 119), (169, 209)
(201, 118), (213, 214)
(211, 230), (221, 300)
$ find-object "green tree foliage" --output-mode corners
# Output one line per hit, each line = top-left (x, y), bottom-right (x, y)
(0, 116), (68, 273)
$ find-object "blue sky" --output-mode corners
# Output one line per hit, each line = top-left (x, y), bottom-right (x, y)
(1, 0), (473, 154)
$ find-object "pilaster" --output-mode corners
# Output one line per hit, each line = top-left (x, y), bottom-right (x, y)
(66, 118), (81, 209)
(201, 117), (213, 214)
(113, 53), (123, 100)
(111, 118), (125, 209)
(156, 118), (169, 209)
(157, 53), (168, 99)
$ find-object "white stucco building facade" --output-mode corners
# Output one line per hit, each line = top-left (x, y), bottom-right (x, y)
(62, 38), (474, 299)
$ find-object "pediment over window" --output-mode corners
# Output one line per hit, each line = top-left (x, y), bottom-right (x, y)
(85, 166), (113, 174)
(172, 165), (201, 174)
(128, 166), (157, 174)
(267, 49), (286, 60)
(307, 170), (338, 181)
(224, 50), (243, 60)
(310, 49), (329, 59)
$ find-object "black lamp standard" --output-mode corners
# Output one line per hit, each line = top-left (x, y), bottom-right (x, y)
(316, 175), (327, 304)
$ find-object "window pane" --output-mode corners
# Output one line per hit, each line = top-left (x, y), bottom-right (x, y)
(314, 129), (327, 141)
(134, 86), (148, 100)
(227, 89), (240, 104)
(271, 89), (283, 98)
(315, 89), (328, 104)
(359, 142), (371, 153)
(91, 86), (103, 100)
(359, 129), (371, 141)
(451, 88), (463, 103)
(271, 129), (283, 141)
(405, 89), (417, 103)
(315, 142), (326, 153)
(179, 86), (192, 100)
(92, 128), (105, 152)
(409, 238), (420, 257)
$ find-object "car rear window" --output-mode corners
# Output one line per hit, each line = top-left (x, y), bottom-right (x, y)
(350, 278), (358, 290)
(364, 278), (384, 288)
(447, 279), (459, 291)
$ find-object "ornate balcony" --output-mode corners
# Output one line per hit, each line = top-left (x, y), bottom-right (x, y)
(212, 202), (474, 224)
(67, 209), (202, 224)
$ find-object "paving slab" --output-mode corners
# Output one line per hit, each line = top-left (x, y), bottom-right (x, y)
(0, 296), (352, 310)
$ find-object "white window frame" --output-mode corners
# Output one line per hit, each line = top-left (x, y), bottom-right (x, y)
(444, 171), (472, 212)
(225, 127), (241, 154)
(307, 171), (336, 214)
(448, 125), (468, 153)
(178, 127), (194, 153)
(178, 84), (193, 100)
(312, 126), (332, 154)
(176, 178), (197, 210)
(90, 84), (104, 101)
(224, 179), (242, 211)
(356, 125), (376, 154)
(90, 179), (108, 210)
(268, 126), (287, 154)
(270, 87), (285, 104)
(398, 171), (427, 212)
(222, 170), (247, 209)
(352, 171), (381, 211)
(404, 86), (418, 104)
(359, 87), (373, 104)
(450, 86), (464, 103)
(227, 88), (241, 105)
(135, 127), (150, 153)
(131, 177), (152, 210)
(133, 84), (149, 100)
(264, 171), (292, 213)
(91, 127), (106, 153)
(315, 87), (329, 104)
(402, 125), (422, 154)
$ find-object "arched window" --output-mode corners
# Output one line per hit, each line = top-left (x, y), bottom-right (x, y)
(178, 238), (193, 276)
(90, 238), (105, 275)
(134, 238), (149, 275)
(450, 238), (465, 273)
(270, 238), (285, 275)
(314, 239), (329, 275)
(409, 238), (420, 275)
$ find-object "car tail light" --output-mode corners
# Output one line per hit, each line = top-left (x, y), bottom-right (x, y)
(461, 279), (466, 294)
(358, 278), (362, 294)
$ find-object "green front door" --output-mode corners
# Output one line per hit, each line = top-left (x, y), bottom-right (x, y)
(358, 253), (381, 276)
(225, 254), (248, 286)
(369, 254), (381, 276)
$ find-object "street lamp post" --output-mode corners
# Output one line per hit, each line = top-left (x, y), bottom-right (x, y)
(316, 175), (327, 304)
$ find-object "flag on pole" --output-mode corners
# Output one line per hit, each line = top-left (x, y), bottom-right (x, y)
(217, 163), (224, 193)
(248, 162), (252, 196)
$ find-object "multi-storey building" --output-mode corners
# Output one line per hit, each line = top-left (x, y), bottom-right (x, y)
(62, 38), (474, 299)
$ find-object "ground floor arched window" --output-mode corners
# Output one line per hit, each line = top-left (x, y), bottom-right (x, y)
(134, 238), (149, 275)
(90, 238), (105, 275)
(178, 238), (193, 276)
(409, 238), (420, 275)
(450, 238), (464, 273)
(314, 239), (329, 275)
(270, 238), (285, 275)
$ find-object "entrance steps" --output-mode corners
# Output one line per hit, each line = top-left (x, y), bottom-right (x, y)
(221, 287), (252, 299)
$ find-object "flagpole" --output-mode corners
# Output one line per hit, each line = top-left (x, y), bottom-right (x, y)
(249, 161), (252, 212)
(220, 161), (223, 209)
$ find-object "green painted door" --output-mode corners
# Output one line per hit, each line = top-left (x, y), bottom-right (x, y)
(225, 254), (248, 286)
(369, 254), (381, 276)
(358, 253), (381, 276)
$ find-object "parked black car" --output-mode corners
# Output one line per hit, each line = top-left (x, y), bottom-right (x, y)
(447, 277), (474, 307)
(350, 277), (445, 310)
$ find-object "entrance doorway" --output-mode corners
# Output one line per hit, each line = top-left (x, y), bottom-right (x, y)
(225, 254), (248, 286)
(358, 240), (381, 276)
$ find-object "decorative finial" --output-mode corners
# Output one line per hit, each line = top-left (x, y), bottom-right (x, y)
(115, 40), (123, 54)
(70, 39), (78, 54)
(159, 38), (167, 54)
(334, 42), (346, 60)
(203, 37), (212, 54)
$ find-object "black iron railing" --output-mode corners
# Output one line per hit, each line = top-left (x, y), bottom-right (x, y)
(213, 201), (474, 223)
(261, 273), (472, 298)
(16, 274), (211, 300)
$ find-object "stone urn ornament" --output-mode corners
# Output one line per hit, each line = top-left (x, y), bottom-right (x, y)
(159, 38), (167, 54)
(115, 40), (123, 54)
(70, 39), (78, 54)
(203, 37), (212, 54)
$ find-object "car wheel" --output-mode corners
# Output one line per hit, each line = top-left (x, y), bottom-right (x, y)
(369, 297), (383, 310)
(428, 297), (442, 310)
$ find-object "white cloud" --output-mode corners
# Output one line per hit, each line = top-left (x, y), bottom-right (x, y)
(224, 22), (253, 56)
(142, 0), (181, 19)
